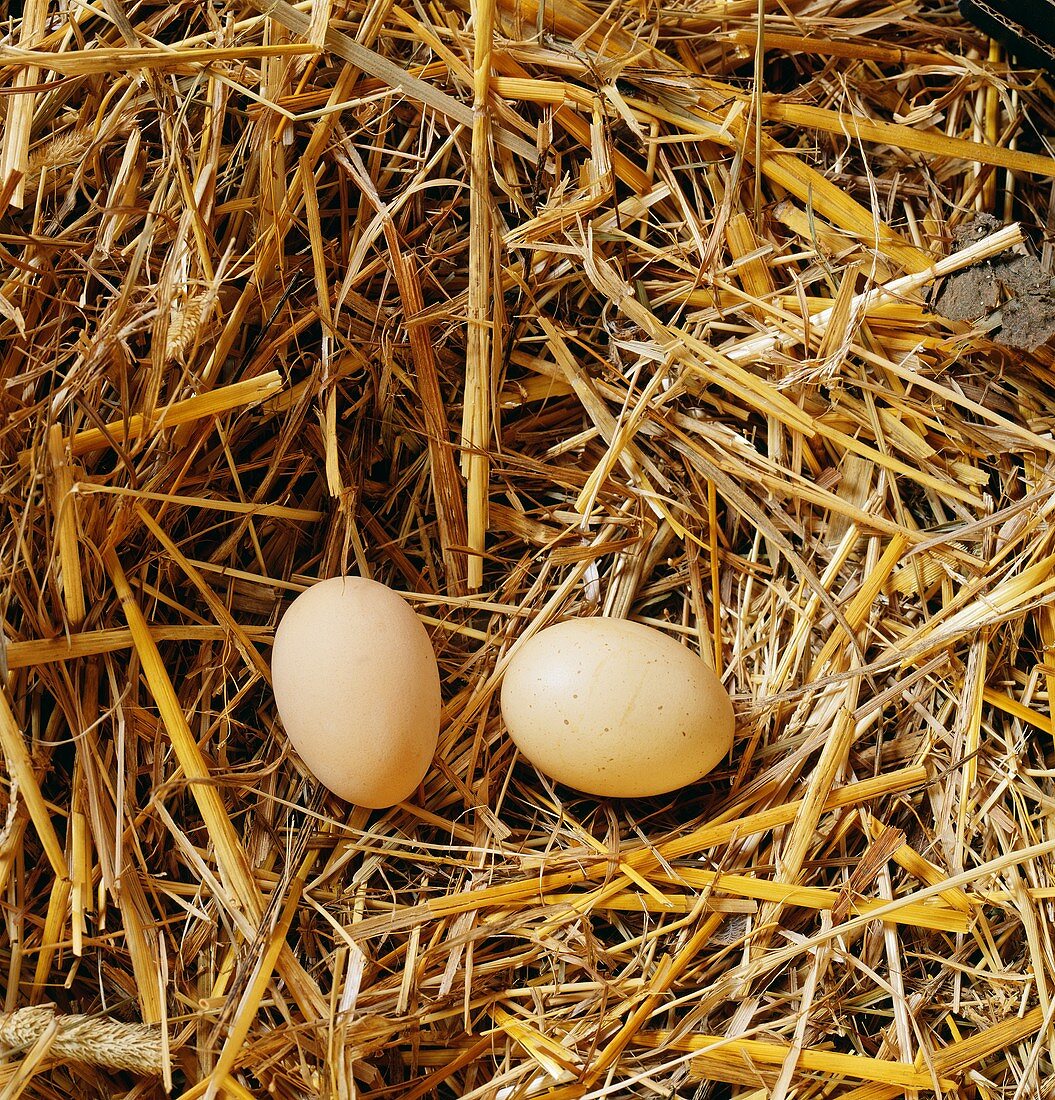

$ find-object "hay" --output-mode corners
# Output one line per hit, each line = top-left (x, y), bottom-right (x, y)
(2, 0), (1055, 1096)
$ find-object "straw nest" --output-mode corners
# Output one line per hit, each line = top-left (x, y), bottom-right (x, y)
(3, 0), (1055, 1096)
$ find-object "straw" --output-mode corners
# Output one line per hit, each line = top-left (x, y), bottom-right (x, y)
(2, 0), (1055, 1095)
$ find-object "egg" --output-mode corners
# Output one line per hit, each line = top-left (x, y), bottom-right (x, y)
(271, 576), (441, 808)
(500, 617), (733, 798)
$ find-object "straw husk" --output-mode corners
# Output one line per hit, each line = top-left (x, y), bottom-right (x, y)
(2, 0), (1055, 1096)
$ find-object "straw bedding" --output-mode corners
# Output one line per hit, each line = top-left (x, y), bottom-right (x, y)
(2, 0), (1055, 1096)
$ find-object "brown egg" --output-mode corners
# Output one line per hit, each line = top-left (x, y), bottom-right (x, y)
(500, 617), (733, 797)
(271, 576), (440, 808)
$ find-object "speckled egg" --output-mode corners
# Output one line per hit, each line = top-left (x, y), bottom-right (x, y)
(500, 617), (733, 797)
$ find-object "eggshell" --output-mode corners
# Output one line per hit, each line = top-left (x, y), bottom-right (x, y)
(500, 617), (733, 798)
(271, 576), (440, 808)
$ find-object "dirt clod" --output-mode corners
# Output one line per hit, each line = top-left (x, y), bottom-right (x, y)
(934, 214), (1055, 350)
